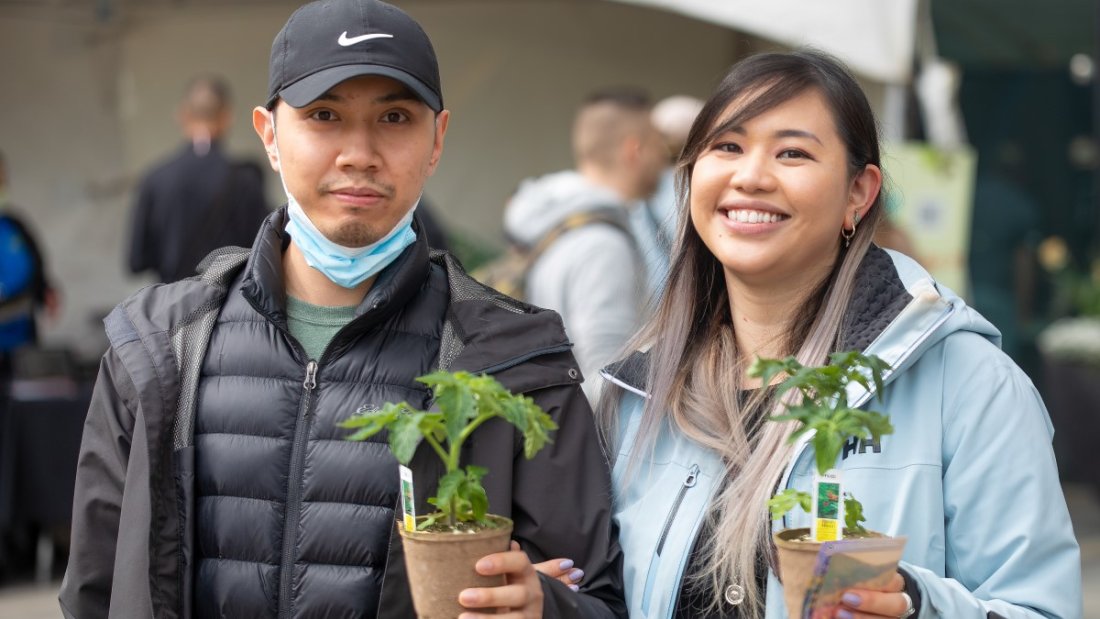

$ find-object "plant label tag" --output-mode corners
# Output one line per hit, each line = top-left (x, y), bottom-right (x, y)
(399, 465), (417, 532)
(811, 469), (844, 542)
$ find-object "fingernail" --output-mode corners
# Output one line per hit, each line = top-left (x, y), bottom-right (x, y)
(459, 589), (479, 605)
(569, 584), (579, 592)
(568, 568), (584, 582)
(559, 559), (574, 571)
(475, 559), (492, 572)
(841, 592), (862, 607)
(837, 611), (853, 619)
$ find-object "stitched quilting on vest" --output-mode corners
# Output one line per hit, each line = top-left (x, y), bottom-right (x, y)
(191, 270), (445, 617)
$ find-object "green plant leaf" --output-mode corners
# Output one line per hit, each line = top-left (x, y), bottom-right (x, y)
(345, 370), (558, 527)
(434, 469), (464, 520)
(813, 430), (843, 475)
(844, 493), (867, 534)
(339, 404), (404, 442)
(768, 488), (812, 520)
(464, 468), (490, 521)
(387, 412), (426, 465)
(422, 371), (477, 446)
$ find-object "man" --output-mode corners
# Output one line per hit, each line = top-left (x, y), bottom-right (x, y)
(503, 90), (665, 401)
(128, 75), (269, 283)
(0, 149), (59, 380)
(60, 1), (624, 617)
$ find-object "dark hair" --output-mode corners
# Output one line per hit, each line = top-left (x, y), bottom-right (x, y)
(670, 49), (884, 349)
(181, 75), (232, 120)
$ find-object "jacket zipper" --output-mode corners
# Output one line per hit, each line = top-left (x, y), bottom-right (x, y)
(277, 360), (318, 619)
(655, 464), (699, 556)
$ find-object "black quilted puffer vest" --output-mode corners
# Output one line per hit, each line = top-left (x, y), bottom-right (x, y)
(192, 232), (447, 618)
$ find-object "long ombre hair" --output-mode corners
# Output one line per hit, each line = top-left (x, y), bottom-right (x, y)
(598, 50), (885, 617)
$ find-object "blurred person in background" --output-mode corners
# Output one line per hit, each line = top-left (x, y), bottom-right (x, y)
(503, 89), (665, 402)
(127, 75), (269, 283)
(0, 148), (61, 583)
(0, 149), (60, 385)
(643, 95), (704, 294)
(61, 1), (625, 617)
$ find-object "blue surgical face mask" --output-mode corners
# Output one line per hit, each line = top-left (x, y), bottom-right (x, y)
(272, 118), (418, 289)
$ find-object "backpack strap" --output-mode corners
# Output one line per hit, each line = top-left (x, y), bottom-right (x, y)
(520, 210), (632, 277)
(169, 247), (251, 450)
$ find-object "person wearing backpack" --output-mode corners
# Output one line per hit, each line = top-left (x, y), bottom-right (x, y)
(499, 90), (667, 402)
(60, 2), (625, 617)
(0, 149), (59, 381)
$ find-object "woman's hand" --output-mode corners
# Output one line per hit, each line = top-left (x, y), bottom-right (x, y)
(458, 541), (548, 618)
(835, 571), (914, 618)
(532, 553), (584, 591)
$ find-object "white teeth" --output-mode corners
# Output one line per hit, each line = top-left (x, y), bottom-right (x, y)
(727, 209), (782, 224)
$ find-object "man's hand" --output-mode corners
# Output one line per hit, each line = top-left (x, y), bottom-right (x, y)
(458, 540), (559, 619)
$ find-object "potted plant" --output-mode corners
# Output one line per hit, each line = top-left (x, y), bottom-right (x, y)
(339, 370), (557, 618)
(748, 351), (894, 619)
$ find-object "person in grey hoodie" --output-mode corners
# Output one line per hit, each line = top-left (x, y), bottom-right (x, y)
(504, 90), (667, 401)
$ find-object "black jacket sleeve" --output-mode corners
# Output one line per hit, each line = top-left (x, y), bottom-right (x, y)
(127, 177), (156, 276)
(58, 349), (137, 619)
(516, 381), (627, 619)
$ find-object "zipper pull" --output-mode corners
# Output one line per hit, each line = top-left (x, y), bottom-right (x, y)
(684, 464), (699, 488)
(303, 360), (318, 391)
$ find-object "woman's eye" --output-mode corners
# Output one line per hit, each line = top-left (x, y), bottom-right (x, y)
(382, 111), (409, 123)
(714, 142), (741, 154)
(310, 110), (337, 122)
(778, 149), (810, 160)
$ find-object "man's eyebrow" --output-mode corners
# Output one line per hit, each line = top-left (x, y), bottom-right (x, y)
(375, 88), (422, 105)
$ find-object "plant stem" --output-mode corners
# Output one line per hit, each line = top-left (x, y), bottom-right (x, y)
(442, 413), (495, 528)
(422, 434), (449, 468)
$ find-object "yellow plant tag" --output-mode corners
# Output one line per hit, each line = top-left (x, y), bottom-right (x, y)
(399, 465), (417, 532)
(811, 469), (843, 542)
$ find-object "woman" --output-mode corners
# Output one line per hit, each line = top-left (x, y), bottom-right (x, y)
(599, 51), (1081, 619)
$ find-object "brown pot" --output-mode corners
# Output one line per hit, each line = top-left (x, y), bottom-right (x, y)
(399, 514), (514, 618)
(773, 528), (884, 619)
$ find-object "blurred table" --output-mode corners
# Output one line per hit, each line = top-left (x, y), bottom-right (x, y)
(0, 375), (91, 582)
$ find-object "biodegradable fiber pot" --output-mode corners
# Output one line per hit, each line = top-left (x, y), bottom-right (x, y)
(773, 527), (884, 619)
(399, 515), (514, 618)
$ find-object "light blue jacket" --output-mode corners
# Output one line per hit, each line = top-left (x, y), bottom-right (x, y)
(603, 250), (1082, 619)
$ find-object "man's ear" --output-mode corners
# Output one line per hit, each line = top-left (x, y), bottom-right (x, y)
(620, 135), (643, 167)
(253, 105), (280, 173)
(427, 109), (450, 175)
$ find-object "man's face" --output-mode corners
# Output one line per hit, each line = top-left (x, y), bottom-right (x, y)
(254, 75), (449, 246)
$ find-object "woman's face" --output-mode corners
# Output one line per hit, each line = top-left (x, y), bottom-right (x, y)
(689, 88), (879, 292)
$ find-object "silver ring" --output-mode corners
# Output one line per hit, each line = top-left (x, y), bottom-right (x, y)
(898, 591), (916, 618)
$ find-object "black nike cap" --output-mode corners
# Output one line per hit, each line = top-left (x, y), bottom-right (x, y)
(266, 0), (442, 112)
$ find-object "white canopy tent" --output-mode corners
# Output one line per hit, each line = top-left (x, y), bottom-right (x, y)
(605, 0), (920, 85)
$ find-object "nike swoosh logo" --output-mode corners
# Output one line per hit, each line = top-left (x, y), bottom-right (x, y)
(338, 31), (394, 46)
